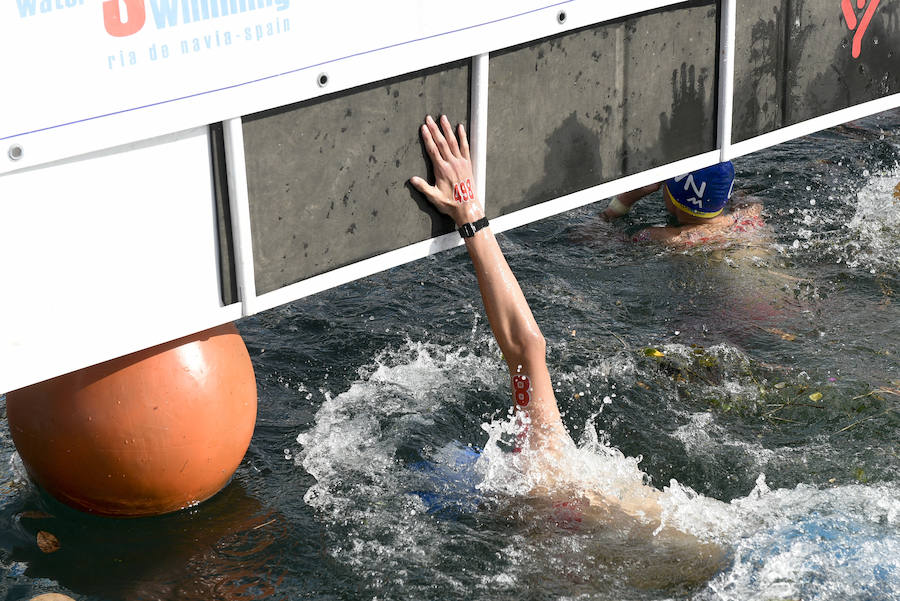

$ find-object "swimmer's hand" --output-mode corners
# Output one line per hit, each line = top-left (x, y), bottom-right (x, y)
(601, 197), (630, 221)
(410, 115), (484, 227)
(601, 182), (662, 221)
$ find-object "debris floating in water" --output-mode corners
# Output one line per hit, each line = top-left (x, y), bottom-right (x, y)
(36, 531), (60, 554)
(763, 327), (797, 341)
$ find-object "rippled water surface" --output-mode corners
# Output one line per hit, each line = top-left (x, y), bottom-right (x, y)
(1, 109), (898, 601)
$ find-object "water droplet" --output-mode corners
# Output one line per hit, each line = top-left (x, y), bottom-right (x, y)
(810, 199), (816, 206)
(792, 240), (800, 249)
(873, 37), (879, 45)
(841, 38), (848, 48)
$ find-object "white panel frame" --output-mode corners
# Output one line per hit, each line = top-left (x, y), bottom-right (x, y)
(2, 0), (690, 175)
(717, 0), (736, 161)
(726, 93), (900, 161)
(223, 117), (259, 317)
(0, 127), (242, 393)
(470, 53), (490, 206)
(238, 0), (900, 319)
(251, 150), (723, 316)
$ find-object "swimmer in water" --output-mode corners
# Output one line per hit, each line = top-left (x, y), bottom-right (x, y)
(410, 115), (568, 457)
(601, 161), (767, 247)
(600, 164), (807, 348)
(409, 118), (728, 572)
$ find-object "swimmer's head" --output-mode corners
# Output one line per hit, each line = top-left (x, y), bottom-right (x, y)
(663, 161), (735, 222)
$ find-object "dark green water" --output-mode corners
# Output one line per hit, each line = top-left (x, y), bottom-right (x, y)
(0, 109), (898, 600)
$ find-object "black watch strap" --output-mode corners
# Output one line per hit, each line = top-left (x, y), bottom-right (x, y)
(458, 216), (489, 239)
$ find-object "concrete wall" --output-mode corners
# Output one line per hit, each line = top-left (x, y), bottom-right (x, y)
(238, 0), (898, 297)
(732, 0), (788, 143)
(242, 62), (469, 295)
(486, 1), (718, 217)
(242, 1), (720, 293)
(733, 0), (900, 143)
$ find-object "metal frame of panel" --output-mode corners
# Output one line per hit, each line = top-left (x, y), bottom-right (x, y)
(0, 127), (243, 393)
(219, 0), (900, 318)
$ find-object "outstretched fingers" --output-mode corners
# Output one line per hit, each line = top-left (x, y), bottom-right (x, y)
(440, 115), (461, 157)
(425, 115), (453, 162)
(420, 123), (445, 168)
(457, 123), (471, 161)
(409, 175), (437, 201)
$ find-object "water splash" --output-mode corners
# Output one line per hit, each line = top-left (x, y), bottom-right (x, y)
(842, 168), (900, 272)
(294, 338), (900, 599)
(702, 482), (900, 601)
(783, 166), (900, 274)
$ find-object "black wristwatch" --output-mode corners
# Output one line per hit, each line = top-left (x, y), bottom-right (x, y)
(458, 216), (489, 239)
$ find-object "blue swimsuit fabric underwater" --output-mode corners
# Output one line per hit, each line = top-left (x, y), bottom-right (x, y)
(663, 161), (735, 218)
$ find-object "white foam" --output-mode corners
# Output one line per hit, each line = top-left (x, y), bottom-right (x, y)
(843, 168), (900, 271)
(295, 339), (900, 599)
(787, 166), (900, 273)
(673, 412), (777, 471)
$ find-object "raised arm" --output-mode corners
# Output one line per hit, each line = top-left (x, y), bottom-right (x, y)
(601, 182), (662, 221)
(409, 115), (563, 441)
(407, 117), (708, 530)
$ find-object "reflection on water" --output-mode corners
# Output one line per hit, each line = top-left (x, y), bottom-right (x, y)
(0, 109), (898, 600)
(0, 476), (290, 601)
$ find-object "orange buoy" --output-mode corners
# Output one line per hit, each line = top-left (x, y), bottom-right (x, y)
(6, 323), (257, 517)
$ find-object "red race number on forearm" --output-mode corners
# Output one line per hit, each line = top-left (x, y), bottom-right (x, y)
(513, 375), (531, 407)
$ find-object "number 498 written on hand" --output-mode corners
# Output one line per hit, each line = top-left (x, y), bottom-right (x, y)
(453, 178), (475, 203)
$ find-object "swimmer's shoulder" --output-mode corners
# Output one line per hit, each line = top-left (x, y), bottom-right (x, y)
(631, 225), (685, 244)
(731, 198), (764, 218)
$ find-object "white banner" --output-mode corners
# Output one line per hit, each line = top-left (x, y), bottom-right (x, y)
(1, 0), (686, 174)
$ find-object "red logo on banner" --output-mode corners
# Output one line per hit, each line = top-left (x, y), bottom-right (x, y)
(104, 0), (146, 37)
(841, 0), (881, 59)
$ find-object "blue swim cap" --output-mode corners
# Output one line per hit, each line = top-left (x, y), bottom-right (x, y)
(663, 161), (735, 218)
